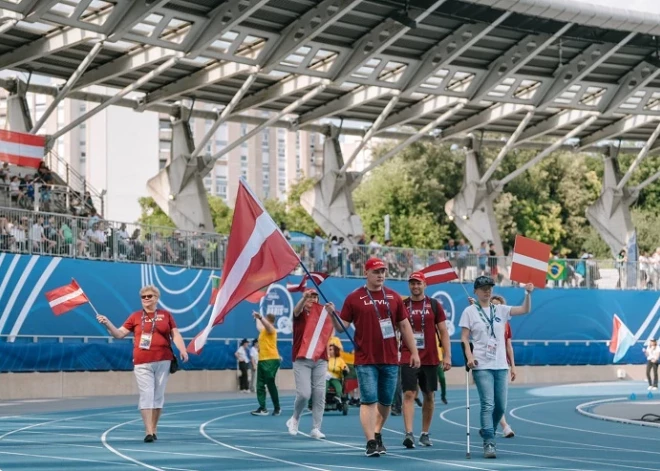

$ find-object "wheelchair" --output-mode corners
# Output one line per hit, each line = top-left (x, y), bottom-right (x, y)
(324, 373), (350, 415)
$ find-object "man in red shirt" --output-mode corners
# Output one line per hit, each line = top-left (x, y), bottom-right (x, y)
(329, 258), (420, 457)
(286, 289), (328, 439)
(400, 272), (452, 448)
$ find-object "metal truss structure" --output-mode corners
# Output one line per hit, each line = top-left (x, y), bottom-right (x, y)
(2, 0), (660, 253)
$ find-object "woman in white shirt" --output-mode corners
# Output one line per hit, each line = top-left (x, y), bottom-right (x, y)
(644, 339), (660, 390)
(460, 276), (533, 459)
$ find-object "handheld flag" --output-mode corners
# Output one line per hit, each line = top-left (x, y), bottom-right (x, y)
(44, 279), (90, 316)
(421, 261), (458, 285)
(509, 235), (551, 288)
(287, 272), (329, 293)
(246, 287), (268, 304)
(610, 314), (636, 363)
(188, 178), (300, 354)
(298, 303), (334, 361)
(209, 275), (221, 305)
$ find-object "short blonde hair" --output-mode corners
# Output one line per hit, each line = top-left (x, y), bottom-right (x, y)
(140, 285), (160, 298)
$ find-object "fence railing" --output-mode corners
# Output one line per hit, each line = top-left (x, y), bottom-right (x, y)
(0, 205), (654, 290)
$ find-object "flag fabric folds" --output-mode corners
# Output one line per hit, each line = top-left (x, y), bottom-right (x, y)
(287, 272), (329, 293)
(44, 280), (89, 316)
(209, 275), (221, 305)
(188, 178), (300, 354)
(509, 235), (551, 288)
(610, 314), (636, 363)
(420, 261), (458, 285)
(298, 303), (334, 361)
(0, 130), (45, 169)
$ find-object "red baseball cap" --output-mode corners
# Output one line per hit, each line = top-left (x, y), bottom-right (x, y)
(365, 258), (386, 271)
(408, 271), (426, 283)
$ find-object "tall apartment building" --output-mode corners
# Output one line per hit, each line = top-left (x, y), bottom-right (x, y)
(0, 80), (375, 223)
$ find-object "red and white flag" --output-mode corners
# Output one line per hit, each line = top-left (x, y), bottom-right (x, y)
(187, 179), (300, 354)
(44, 280), (90, 316)
(421, 261), (458, 285)
(287, 272), (329, 293)
(299, 303), (334, 361)
(0, 130), (45, 169)
(509, 235), (551, 288)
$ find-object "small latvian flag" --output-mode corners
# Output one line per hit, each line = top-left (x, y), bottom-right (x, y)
(420, 261), (459, 285)
(209, 275), (221, 305)
(509, 235), (551, 288)
(44, 280), (90, 316)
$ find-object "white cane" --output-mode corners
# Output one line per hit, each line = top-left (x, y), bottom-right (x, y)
(462, 342), (475, 459)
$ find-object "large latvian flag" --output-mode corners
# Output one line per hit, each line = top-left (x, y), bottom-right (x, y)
(187, 178), (300, 354)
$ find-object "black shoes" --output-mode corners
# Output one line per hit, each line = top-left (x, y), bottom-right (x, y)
(375, 433), (387, 454)
(144, 434), (154, 443)
(365, 439), (379, 457)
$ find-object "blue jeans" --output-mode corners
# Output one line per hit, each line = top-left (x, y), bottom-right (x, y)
(472, 369), (508, 444)
(355, 365), (399, 406)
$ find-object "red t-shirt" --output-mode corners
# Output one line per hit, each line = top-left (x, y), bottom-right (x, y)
(292, 303), (329, 362)
(123, 310), (176, 365)
(339, 286), (408, 365)
(400, 297), (446, 366)
(505, 322), (513, 366)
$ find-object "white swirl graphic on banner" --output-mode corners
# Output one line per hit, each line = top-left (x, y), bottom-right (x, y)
(260, 283), (295, 335)
(159, 266), (187, 275)
(151, 265), (203, 295)
(430, 290), (456, 337)
(0, 255), (40, 335)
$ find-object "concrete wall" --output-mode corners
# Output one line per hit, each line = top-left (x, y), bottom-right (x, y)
(0, 365), (648, 401)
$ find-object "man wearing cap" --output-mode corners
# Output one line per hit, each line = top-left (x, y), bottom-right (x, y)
(328, 258), (420, 457)
(286, 289), (328, 439)
(460, 275), (533, 459)
(400, 271), (451, 449)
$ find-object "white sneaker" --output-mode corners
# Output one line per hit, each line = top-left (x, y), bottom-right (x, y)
(286, 418), (299, 436)
(649, 386), (653, 391)
(502, 426), (515, 438)
(310, 428), (326, 439)
(653, 387), (658, 391)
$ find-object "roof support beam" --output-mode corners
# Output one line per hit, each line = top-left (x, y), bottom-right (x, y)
(470, 24), (573, 101)
(516, 109), (599, 144)
(185, 0), (269, 57)
(141, 59), (257, 107)
(616, 121), (660, 190)
(0, 27), (100, 71)
(378, 94), (463, 131)
(632, 169), (660, 193)
(50, 57), (180, 142)
(536, 32), (636, 108)
(261, 0), (364, 72)
(204, 81), (329, 170)
(234, 74), (326, 114)
(190, 71), (260, 159)
(31, 41), (104, 134)
(440, 102), (534, 141)
(331, 0), (447, 83)
(73, 45), (178, 91)
(340, 95), (400, 173)
(104, 0), (170, 40)
(479, 110), (534, 184)
(297, 85), (394, 126)
(359, 102), (465, 176)
(600, 60), (660, 114)
(579, 113), (659, 149)
(21, 0), (60, 20)
(497, 115), (598, 187)
(402, 12), (510, 95)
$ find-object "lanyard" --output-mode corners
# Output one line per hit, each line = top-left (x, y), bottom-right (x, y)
(141, 310), (158, 336)
(365, 287), (392, 321)
(475, 303), (496, 338)
(408, 297), (427, 333)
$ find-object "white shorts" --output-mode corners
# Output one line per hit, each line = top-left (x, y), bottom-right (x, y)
(134, 360), (171, 410)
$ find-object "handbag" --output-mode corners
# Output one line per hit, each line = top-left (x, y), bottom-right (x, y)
(169, 344), (179, 374)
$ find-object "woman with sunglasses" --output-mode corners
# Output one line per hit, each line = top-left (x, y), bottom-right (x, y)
(96, 285), (188, 442)
(460, 276), (532, 459)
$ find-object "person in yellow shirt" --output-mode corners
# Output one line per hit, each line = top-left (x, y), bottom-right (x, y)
(327, 344), (349, 397)
(251, 312), (281, 416)
(437, 340), (448, 404)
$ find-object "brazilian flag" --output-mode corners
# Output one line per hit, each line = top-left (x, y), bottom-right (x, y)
(547, 260), (567, 281)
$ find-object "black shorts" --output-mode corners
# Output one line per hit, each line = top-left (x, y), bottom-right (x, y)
(400, 364), (438, 394)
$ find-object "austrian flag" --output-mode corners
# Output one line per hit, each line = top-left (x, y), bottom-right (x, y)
(299, 303), (334, 361)
(0, 130), (45, 169)
(509, 235), (552, 288)
(44, 280), (90, 316)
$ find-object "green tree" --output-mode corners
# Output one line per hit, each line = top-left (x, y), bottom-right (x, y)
(137, 196), (233, 233)
(263, 176), (320, 235)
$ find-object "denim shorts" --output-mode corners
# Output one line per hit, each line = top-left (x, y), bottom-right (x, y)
(355, 364), (399, 406)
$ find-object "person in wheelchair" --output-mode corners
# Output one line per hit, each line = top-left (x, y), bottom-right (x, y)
(325, 342), (349, 413)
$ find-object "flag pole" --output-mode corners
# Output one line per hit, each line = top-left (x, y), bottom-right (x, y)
(73, 278), (101, 316)
(297, 261), (357, 350)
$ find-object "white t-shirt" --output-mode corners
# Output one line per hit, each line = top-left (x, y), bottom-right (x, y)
(459, 303), (512, 370)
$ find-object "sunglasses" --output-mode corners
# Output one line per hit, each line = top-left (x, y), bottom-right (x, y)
(141, 294), (154, 300)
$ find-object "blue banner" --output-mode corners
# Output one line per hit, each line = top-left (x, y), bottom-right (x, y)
(0, 253), (656, 371)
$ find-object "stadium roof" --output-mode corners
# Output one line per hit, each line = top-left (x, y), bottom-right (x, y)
(3, 0), (660, 150)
